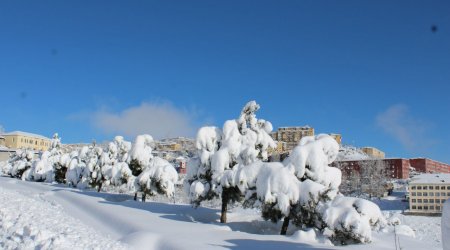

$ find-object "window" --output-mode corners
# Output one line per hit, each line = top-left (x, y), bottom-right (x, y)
(412, 192), (417, 196)
(437, 199), (441, 203)
(430, 206), (434, 210)
(412, 205), (417, 209)
(418, 206), (423, 210)
(418, 199), (422, 203)
(442, 199), (446, 203)
(412, 199), (416, 203)
(423, 199), (428, 203)
(437, 206), (441, 210)
(423, 186), (428, 190)
(441, 186), (446, 190)
(436, 192), (441, 197)
(417, 186), (422, 190)
(447, 186), (450, 190)
(429, 186), (434, 190)
(417, 192), (422, 196)
(411, 186), (416, 190)
(423, 192), (428, 197)
(424, 206), (428, 210)
(448, 192), (450, 196)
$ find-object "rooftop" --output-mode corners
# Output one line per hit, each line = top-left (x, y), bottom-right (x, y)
(0, 131), (50, 140)
(410, 173), (450, 184)
(278, 126), (312, 130)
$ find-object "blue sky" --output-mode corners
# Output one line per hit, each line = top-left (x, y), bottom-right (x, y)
(0, 1), (449, 162)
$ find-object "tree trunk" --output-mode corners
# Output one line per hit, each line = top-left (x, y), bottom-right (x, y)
(97, 183), (102, 192)
(134, 192), (138, 201)
(220, 190), (229, 223)
(142, 193), (146, 202)
(280, 217), (290, 235)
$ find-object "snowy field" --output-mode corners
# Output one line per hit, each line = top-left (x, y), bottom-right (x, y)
(0, 176), (442, 250)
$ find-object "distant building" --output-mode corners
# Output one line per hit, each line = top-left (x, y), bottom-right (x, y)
(271, 126), (314, 152)
(0, 136), (5, 147)
(409, 174), (450, 214)
(268, 141), (287, 155)
(156, 137), (196, 153)
(0, 147), (16, 161)
(175, 156), (187, 174)
(333, 158), (450, 179)
(329, 134), (342, 144)
(156, 142), (182, 152)
(409, 158), (450, 174)
(360, 147), (385, 158)
(0, 131), (50, 151)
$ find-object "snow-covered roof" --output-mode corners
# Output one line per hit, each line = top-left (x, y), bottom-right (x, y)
(0, 131), (50, 140)
(278, 125), (312, 129)
(410, 174), (450, 184)
(0, 146), (16, 152)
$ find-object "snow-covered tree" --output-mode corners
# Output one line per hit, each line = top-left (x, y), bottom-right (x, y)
(185, 100), (276, 223)
(114, 136), (132, 163)
(65, 146), (91, 188)
(127, 134), (178, 200)
(23, 151), (53, 182)
(134, 157), (178, 201)
(216, 134), (385, 243)
(255, 134), (386, 243)
(87, 145), (104, 191)
(23, 133), (65, 183)
(129, 135), (154, 176)
(335, 159), (393, 198)
(3, 149), (35, 179)
(359, 160), (393, 197)
(100, 138), (134, 191)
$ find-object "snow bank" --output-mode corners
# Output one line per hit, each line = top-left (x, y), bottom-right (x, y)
(290, 228), (332, 245)
(321, 196), (386, 243)
(0, 187), (127, 249)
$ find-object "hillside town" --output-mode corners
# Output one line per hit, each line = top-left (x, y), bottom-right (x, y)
(2, 122), (450, 216)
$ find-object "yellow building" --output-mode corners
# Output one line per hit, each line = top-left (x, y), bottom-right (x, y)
(0, 136), (5, 147)
(409, 174), (450, 214)
(156, 142), (182, 151)
(271, 126), (314, 152)
(361, 147), (385, 158)
(268, 141), (287, 155)
(329, 133), (342, 144)
(0, 131), (51, 151)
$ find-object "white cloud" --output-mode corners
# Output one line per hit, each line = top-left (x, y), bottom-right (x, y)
(376, 104), (433, 151)
(90, 102), (198, 139)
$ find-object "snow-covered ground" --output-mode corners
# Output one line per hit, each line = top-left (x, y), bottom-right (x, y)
(0, 177), (442, 250)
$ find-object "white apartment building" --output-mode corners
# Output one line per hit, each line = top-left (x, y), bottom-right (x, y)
(409, 173), (450, 214)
